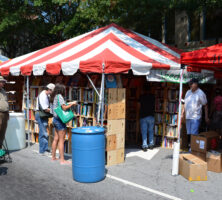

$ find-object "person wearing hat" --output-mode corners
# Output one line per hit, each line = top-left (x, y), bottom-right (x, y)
(35, 83), (55, 155)
(0, 76), (9, 151)
(182, 78), (209, 148)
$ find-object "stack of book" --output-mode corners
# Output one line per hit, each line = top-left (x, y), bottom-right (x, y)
(164, 114), (178, 125)
(167, 102), (179, 113)
(71, 88), (81, 101)
(168, 89), (179, 101)
(155, 99), (164, 111)
(155, 113), (163, 124)
(155, 124), (163, 136)
(165, 126), (178, 138)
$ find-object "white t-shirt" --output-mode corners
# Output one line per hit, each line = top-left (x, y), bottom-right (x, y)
(185, 88), (207, 120)
(36, 90), (50, 111)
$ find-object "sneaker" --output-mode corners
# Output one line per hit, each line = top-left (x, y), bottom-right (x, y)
(142, 147), (148, 152)
(40, 152), (51, 157)
(148, 145), (154, 150)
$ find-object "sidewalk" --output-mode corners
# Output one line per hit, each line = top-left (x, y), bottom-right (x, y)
(0, 144), (222, 200)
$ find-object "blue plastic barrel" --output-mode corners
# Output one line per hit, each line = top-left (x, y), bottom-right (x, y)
(71, 126), (105, 183)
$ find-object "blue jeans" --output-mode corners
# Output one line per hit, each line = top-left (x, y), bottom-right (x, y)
(186, 119), (201, 135)
(35, 112), (49, 153)
(140, 116), (154, 148)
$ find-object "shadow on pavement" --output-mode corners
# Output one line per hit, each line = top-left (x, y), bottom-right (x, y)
(0, 167), (8, 176)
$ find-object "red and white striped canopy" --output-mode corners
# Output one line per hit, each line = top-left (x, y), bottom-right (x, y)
(0, 23), (181, 76)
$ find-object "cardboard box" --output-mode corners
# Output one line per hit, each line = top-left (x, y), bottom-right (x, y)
(107, 150), (117, 166)
(116, 133), (125, 149)
(116, 103), (126, 119)
(107, 104), (117, 120)
(108, 103), (126, 120)
(117, 88), (126, 104)
(117, 148), (125, 164)
(179, 153), (207, 181)
(106, 135), (116, 151)
(207, 151), (222, 173)
(108, 88), (118, 104)
(191, 151), (206, 161)
(107, 119), (125, 135)
(191, 131), (219, 153)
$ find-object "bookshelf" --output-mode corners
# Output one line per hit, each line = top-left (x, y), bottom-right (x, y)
(154, 83), (179, 149)
(125, 88), (141, 145)
(23, 75), (113, 156)
(4, 76), (24, 112)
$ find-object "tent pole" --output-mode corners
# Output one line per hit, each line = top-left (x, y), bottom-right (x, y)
(172, 65), (185, 176)
(100, 63), (105, 127)
(97, 63), (105, 126)
(26, 76), (31, 147)
(86, 75), (100, 97)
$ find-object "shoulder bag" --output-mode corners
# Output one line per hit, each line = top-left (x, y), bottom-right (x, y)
(38, 96), (53, 118)
(54, 95), (74, 124)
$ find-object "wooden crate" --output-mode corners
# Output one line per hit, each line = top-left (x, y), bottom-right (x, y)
(116, 103), (126, 119)
(117, 148), (125, 164)
(116, 133), (125, 149)
(107, 103), (117, 120)
(107, 119), (125, 135)
(117, 88), (126, 104)
(106, 148), (125, 166)
(106, 134), (117, 151)
(108, 102), (126, 120)
(107, 150), (117, 166)
(108, 88), (118, 104)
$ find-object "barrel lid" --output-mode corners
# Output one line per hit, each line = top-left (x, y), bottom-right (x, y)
(9, 112), (25, 117)
(72, 126), (104, 135)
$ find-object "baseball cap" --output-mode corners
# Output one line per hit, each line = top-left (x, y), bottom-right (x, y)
(46, 83), (55, 91)
(0, 76), (7, 82)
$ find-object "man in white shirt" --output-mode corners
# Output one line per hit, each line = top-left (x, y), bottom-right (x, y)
(35, 83), (55, 155)
(182, 78), (209, 141)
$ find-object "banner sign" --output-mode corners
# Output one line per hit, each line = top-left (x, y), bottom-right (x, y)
(146, 70), (216, 84)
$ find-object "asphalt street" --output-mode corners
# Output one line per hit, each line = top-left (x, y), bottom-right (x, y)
(0, 144), (222, 200)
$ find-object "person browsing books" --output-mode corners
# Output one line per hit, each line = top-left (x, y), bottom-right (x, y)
(35, 83), (55, 155)
(139, 85), (155, 152)
(0, 76), (9, 152)
(182, 78), (209, 148)
(50, 84), (77, 165)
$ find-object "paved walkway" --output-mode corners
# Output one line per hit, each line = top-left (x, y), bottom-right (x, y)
(0, 144), (222, 200)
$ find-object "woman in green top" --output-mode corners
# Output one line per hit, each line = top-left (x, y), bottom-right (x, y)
(50, 84), (77, 165)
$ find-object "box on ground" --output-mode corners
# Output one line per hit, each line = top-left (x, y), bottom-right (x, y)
(191, 151), (206, 161)
(191, 131), (219, 153)
(207, 151), (222, 173)
(179, 153), (207, 181)
(106, 148), (125, 166)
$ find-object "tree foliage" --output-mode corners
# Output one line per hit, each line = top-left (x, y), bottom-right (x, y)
(0, 0), (221, 58)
